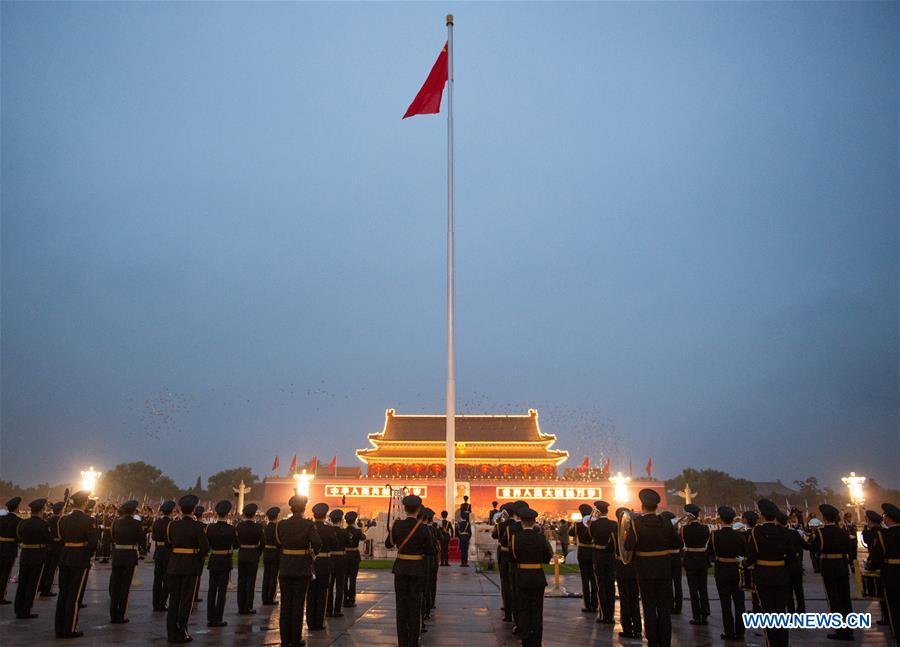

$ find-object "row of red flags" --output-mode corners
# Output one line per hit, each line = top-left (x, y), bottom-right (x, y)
(578, 456), (654, 478)
(271, 455), (337, 474)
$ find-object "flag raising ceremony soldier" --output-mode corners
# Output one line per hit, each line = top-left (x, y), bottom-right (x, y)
(491, 502), (516, 622)
(385, 494), (434, 647)
(570, 503), (598, 613)
(507, 501), (528, 632)
(808, 503), (854, 641)
(459, 495), (472, 519)
(236, 502), (263, 614)
(306, 502), (336, 631)
(343, 511), (364, 607)
(612, 507), (642, 640)
(427, 509), (440, 614)
(165, 493), (209, 644)
(589, 499), (617, 624)
(708, 505), (746, 641)
(456, 510), (472, 567)
(740, 509), (762, 612)
(108, 499), (146, 624)
(438, 510), (453, 566)
(659, 509), (684, 615)
(39, 500), (65, 598)
(54, 490), (98, 639)
(13, 498), (51, 619)
(866, 503), (900, 644)
(625, 488), (680, 647)
(205, 500), (238, 628)
(261, 506), (281, 606)
(778, 510), (806, 613)
(746, 498), (796, 647)
(861, 509), (888, 626)
(511, 506), (553, 647)
(191, 505), (206, 604)
(326, 508), (348, 617)
(275, 495), (321, 647)
(680, 503), (710, 625)
(152, 500), (176, 612)
(0, 496), (23, 605)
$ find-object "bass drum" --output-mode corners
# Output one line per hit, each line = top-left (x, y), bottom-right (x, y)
(860, 569), (883, 600)
(739, 563), (755, 592)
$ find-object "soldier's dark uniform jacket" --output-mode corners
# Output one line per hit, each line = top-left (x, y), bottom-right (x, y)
(165, 511), (209, 642)
(511, 510), (553, 647)
(14, 505), (52, 618)
(306, 516), (338, 630)
(236, 518), (263, 561)
(570, 508), (598, 612)
(709, 519), (746, 640)
(275, 505), (322, 647)
(491, 508), (515, 621)
(808, 518), (854, 639)
(0, 505), (22, 602)
(866, 512), (900, 640)
(746, 513), (797, 647)
(681, 516), (711, 622)
(386, 513), (436, 647)
(263, 519), (279, 564)
(54, 507), (99, 638)
(344, 517), (364, 606)
(205, 512), (238, 625)
(590, 512), (617, 623)
(108, 507), (146, 623)
(150, 506), (174, 611)
(39, 503), (64, 596)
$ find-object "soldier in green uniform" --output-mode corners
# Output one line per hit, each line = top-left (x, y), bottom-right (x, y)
(275, 495), (321, 647)
(612, 507), (642, 639)
(625, 488), (680, 647)
(13, 498), (51, 619)
(746, 498), (796, 647)
(152, 500), (176, 612)
(0, 496), (22, 605)
(569, 503), (598, 613)
(511, 506), (552, 647)
(385, 494), (434, 647)
(866, 503), (900, 644)
(326, 508), (348, 617)
(39, 500), (65, 598)
(108, 499), (145, 624)
(708, 505), (746, 641)
(165, 494), (210, 643)
(681, 503), (710, 625)
(807, 503), (854, 641)
(456, 510), (472, 567)
(54, 490), (98, 639)
(343, 511), (364, 607)
(236, 503), (263, 614)
(205, 500), (238, 627)
(589, 500), (617, 624)
(438, 511), (453, 566)
(261, 506), (280, 606)
(306, 502), (336, 631)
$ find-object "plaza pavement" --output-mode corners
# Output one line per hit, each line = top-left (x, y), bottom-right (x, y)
(1, 561), (894, 645)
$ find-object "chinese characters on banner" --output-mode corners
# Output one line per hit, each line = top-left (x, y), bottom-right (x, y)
(496, 487), (602, 500)
(324, 485), (428, 498)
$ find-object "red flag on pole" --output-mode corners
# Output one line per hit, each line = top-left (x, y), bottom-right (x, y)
(646, 457), (653, 477)
(329, 455), (337, 474)
(403, 43), (449, 119)
(578, 456), (589, 471)
(271, 455), (280, 472)
(603, 457), (611, 473)
(289, 454), (297, 473)
(309, 456), (318, 474)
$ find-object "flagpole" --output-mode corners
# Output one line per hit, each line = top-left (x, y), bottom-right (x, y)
(445, 13), (456, 518)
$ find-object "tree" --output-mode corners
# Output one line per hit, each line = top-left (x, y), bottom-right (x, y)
(665, 468), (757, 507)
(206, 467), (259, 502)
(97, 462), (179, 500)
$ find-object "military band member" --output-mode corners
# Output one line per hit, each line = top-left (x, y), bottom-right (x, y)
(459, 495), (472, 519)
(261, 506), (281, 606)
(491, 502), (515, 622)
(236, 503), (263, 614)
(276, 495), (321, 647)
(0, 496), (23, 604)
(438, 510), (453, 566)
(96, 503), (112, 564)
(746, 498), (796, 647)
(865, 503), (899, 644)
(326, 508), (348, 617)
(54, 490), (98, 639)
(507, 502), (527, 632)
(807, 503), (854, 641)
(191, 505), (205, 604)
(570, 503), (598, 613)
(140, 506), (154, 559)
(612, 507), (642, 639)
(457, 510), (472, 567)
(205, 500), (238, 627)
(13, 498), (51, 619)
(108, 499), (145, 624)
(39, 500), (65, 598)
(624, 488), (680, 647)
(152, 500), (176, 612)
(681, 503), (710, 625)
(740, 510), (762, 612)
(660, 510), (684, 615)
(343, 511), (364, 607)
(778, 511), (806, 613)
(427, 509), (440, 613)
(589, 500), (617, 624)
(488, 500), (500, 524)
(306, 502), (336, 631)
(165, 494), (210, 644)
(385, 494), (434, 647)
(511, 507), (553, 647)
(861, 510), (888, 626)
(708, 505), (745, 641)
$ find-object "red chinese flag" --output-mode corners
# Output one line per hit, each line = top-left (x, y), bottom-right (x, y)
(578, 456), (589, 471)
(289, 454), (297, 472)
(603, 457), (611, 473)
(646, 457), (653, 477)
(402, 43), (448, 119)
(310, 456), (318, 473)
(329, 455), (337, 474)
(272, 455), (280, 472)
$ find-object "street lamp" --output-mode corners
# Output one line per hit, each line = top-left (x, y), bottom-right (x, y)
(80, 466), (101, 495)
(609, 471), (631, 504)
(294, 469), (315, 498)
(841, 472), (866, 523)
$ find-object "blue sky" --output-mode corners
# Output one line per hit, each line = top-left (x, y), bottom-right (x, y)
(2, 2), (897, 490)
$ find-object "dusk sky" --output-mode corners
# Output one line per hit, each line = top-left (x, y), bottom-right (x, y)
(2, 2), (897, 490)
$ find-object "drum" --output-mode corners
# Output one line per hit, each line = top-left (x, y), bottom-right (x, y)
(739, 563), (755, 592)
(861, 569), (883, 600)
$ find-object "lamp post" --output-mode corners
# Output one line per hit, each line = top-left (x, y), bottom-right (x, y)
(841, 472), (866, 523)
(609, 471), (631, 504)
(294, 469), (315, 498)
(80, 466), (101, 496)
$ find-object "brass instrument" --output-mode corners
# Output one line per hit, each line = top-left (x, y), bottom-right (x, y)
(617, 509), (635, 565)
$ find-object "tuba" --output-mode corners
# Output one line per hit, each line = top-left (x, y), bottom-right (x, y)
(617, 509), (635, 565)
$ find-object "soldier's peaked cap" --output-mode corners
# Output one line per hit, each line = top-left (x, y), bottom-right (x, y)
(51, 501), (65, 514)
(578, 503), (592, 516)
(402, 494), (422, 508)
(882, 503), (900, 521)
(194, 506), (205, 515)
(638, 489), (661, 506)
(329, 509), (344, 523)
(120, 500), (139, 513)
(684, 503), (701, 516)
(594, 500), (609, 513)
(242, 503), (258, 517)
(865, 509), (883, 524)
(519, 508), (538, 521)
(5, 496), (21, 511)
(660, 510), (676, 520)
(70, 491), (89, 506)
(289, 495), (307, 509)
(266, 506), (280, 520)
(29, 498), (47, 512)
(160, 500), (177, 514)
(345, 511), (358, 524)
(819, 503), (839, 520)
(178, 494), (199, 510)
(718, 506), (736, 521)
(756, 499), (780, 518)
(742, 510), (758, 523)
(215, 500), (232, 516)
(312, 502), (330, 517)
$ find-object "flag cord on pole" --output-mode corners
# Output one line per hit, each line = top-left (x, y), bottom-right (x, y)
(445, 13), (456, 519)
